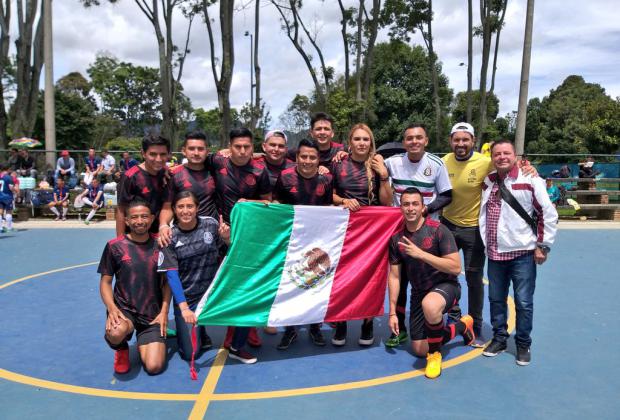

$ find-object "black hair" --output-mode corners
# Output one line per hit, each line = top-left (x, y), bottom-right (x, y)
(173, 190), (199, 207)
(124, 198), (152, 216)
(297, 138), (320, 154)
(141, 134), (171, 152)
(400, 187), (424, 202)
(229, 127), (254, 143)
(490, 139), (515, 152)
(402, 123), (428, 139)
(310, 112), (334, 130)
(183, 131), (208, 147)
(0, 162), (10, 171)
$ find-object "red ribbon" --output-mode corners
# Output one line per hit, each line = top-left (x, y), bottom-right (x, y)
(189, 325), (198, 381)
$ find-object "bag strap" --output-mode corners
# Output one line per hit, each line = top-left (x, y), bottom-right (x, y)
(497, 178), (538, 235)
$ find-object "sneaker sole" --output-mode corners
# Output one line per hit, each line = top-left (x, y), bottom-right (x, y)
(358, 337), (375, 346)
(482, 348), (506, 357)
(516, 358), (531, 366)
(331, 338), (346, 346)
(114, 367), (130, 374)
(228, 353), (257, 364)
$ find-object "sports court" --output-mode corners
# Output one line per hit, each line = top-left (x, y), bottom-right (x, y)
(1, 221), (618, 419)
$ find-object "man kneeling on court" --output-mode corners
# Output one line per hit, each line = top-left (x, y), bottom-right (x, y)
(98, 199), (171, 375)
(388, 187), (475, 379)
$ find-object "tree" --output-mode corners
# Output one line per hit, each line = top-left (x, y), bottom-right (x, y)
(278, 94), (312, 133)
(81, 0), (196, 150)
(452, 90), (499, 132)
(466, 0), (473, 123)
(202, 0), (235, 147)
(370, 40), (452, 147)
(193, 106), (240, 146)
(0, 0), (11, 147)
(526, 75), (620, 161)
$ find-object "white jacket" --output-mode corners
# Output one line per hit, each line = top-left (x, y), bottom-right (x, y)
(479, 166), (558, 253)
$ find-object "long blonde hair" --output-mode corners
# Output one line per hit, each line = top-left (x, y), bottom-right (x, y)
(347, 123), (377, 205)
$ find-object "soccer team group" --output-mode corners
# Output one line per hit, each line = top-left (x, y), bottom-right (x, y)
(97, 112), (558, 380)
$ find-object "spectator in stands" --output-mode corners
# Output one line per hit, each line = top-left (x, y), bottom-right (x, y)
(100, 149), (116, 183)
(84, 148), (102, 185)
(49, 177), (70, 221)
(546, 178), (561, 207)
(578, 156), (599, 179)
(55, 150), (76, 184)
(115, 152), (139, 181)
(8, 148), (19, 170)
(77, 177), (104, 225)
(15, 149), (37, 179)
(558, 164), (571, 178)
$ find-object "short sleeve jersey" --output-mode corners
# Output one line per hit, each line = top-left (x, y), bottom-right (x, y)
(254, 156), (296, 189)
(97, 235), (163, 324)
(157, 217), (224, 307)
(118, 165), (166, 220)
(385, 152), (452, 208)
(287, 142), (345, 168)
(0, 173), (14, 201)
(442, 152), (494, 227)
(53, 186), (69, 201)
(85, 156), (102, 172)
(389, 218), (459, 295)
(332, 157), (381, 206)
(209, 154), (271, 223)
(166, 164), (218, 219)
(88, 184), (104, 202)
(273, 167), (333, 205)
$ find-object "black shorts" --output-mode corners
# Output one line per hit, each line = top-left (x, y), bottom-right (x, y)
(409, 282), (461, 341)
(104, 309), (165, 350)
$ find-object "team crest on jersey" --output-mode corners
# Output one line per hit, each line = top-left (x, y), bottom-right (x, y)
(287, 247), (334, 290)
(204, 231), (214, 244)
(424, 166), (432, 176)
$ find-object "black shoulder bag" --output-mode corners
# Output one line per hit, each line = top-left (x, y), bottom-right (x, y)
(497, 178), (538, 235)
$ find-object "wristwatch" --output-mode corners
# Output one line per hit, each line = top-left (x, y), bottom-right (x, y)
(537, 244), (550, 254)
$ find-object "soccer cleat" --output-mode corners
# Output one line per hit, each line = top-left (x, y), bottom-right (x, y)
(385, 331), (408, 348)
(516, 346), (531, 366)
(358, 319), (375, 346)
(460, 315), (476, 346)
(482, 339), (507, 357)
(114, 348), (130, 374)
(425, 351), (442, 379)
(331, 322), (347, 346)
(228, 347), (257, 364)
(247, 327), (262, 347)
(277, 329), (298, 350)
(309, 327), (326, 346)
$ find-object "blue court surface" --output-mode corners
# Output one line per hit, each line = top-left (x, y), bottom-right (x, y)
(1, 226), (619, 419)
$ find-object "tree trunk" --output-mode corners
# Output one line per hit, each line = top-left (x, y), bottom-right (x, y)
(252, 0), (261, 131)
(11, 0), (44, 138)
(337, 0), (350, 92)
(361, 0), (380, 119)
(466, 0), (473, 123)
(515, 0), (535, 156)
(0, 0), (10, 149)
(489, 0), (507, 95)
(478, 0), (492, 138)
(354, 0), (363, 102)
(424, 0), (442, 149)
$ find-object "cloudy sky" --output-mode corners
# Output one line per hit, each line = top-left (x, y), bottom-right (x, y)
(10, 0), (620, 127)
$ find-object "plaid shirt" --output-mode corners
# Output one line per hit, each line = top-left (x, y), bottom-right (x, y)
(486, 181), (533, 261)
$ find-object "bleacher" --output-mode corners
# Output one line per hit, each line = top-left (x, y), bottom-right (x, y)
(550, 177), (620, 221)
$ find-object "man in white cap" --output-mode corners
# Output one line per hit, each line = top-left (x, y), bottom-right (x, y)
(256, 130), (296, 188)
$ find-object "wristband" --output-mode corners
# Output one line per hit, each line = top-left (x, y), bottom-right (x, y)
(389, 313), (397, 316)
(380, 177), (389, 182)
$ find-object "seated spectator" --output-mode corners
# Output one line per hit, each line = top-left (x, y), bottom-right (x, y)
(8, 148), (19, 171)
(115, 151), (139, 182)
(546, 178), (561, 207)
(15, 149), (38, 179)
(49, 177), (70, 221)
(84, 148), (102, 185)
(77, 177), (104, 225)
(578, 157), (599, 179)
(558, 164), (571, 178)
(99, 149), (116, 183)
(55, 150), (76, 184)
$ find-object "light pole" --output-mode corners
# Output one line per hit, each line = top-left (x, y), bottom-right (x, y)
(244, 31), (254, 107)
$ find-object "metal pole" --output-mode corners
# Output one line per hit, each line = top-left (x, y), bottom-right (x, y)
(43, 0), (56, 170)
(249, 33), (254, 107)
(514, 0), (535, 157)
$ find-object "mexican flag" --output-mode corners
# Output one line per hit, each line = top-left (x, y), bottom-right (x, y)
(196, 202), (403, 327)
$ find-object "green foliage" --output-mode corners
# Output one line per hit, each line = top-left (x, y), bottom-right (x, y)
(526, 75), (620, 161)
(193, 107), (240, 146)
(452, 90), (499, 129)
(104, 136), (143, 153)
(56, 72), (92, 98)
(325, 87), (367, 142)
(279, 94), (312, 133)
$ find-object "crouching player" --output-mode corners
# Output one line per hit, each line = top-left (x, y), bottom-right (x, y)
(98, 199), (171, 375)
(388, 188), (475, 379)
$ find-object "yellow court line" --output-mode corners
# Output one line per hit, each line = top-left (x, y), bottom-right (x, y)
(188, 348), (229, 419)
(0, 262), (99, 290)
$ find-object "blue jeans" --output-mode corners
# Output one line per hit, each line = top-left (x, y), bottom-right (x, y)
(174, 306), (209, 361)
(487, 253), (536, 347)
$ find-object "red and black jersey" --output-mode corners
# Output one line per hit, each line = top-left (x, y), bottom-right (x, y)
(389, 218), (459, 295)
(273, 166), (333, 205)
(253, 156), (296, 189)
(97, 235), (164, 325)
(287, 141), (345, 168)
(118, 165), (166, 222)
(332, 157), (381, 206)
(165, 164), (218, 219)
(209, 154), (271, 223)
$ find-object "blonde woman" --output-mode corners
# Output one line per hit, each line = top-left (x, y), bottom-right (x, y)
(331, 123), (392, 346)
